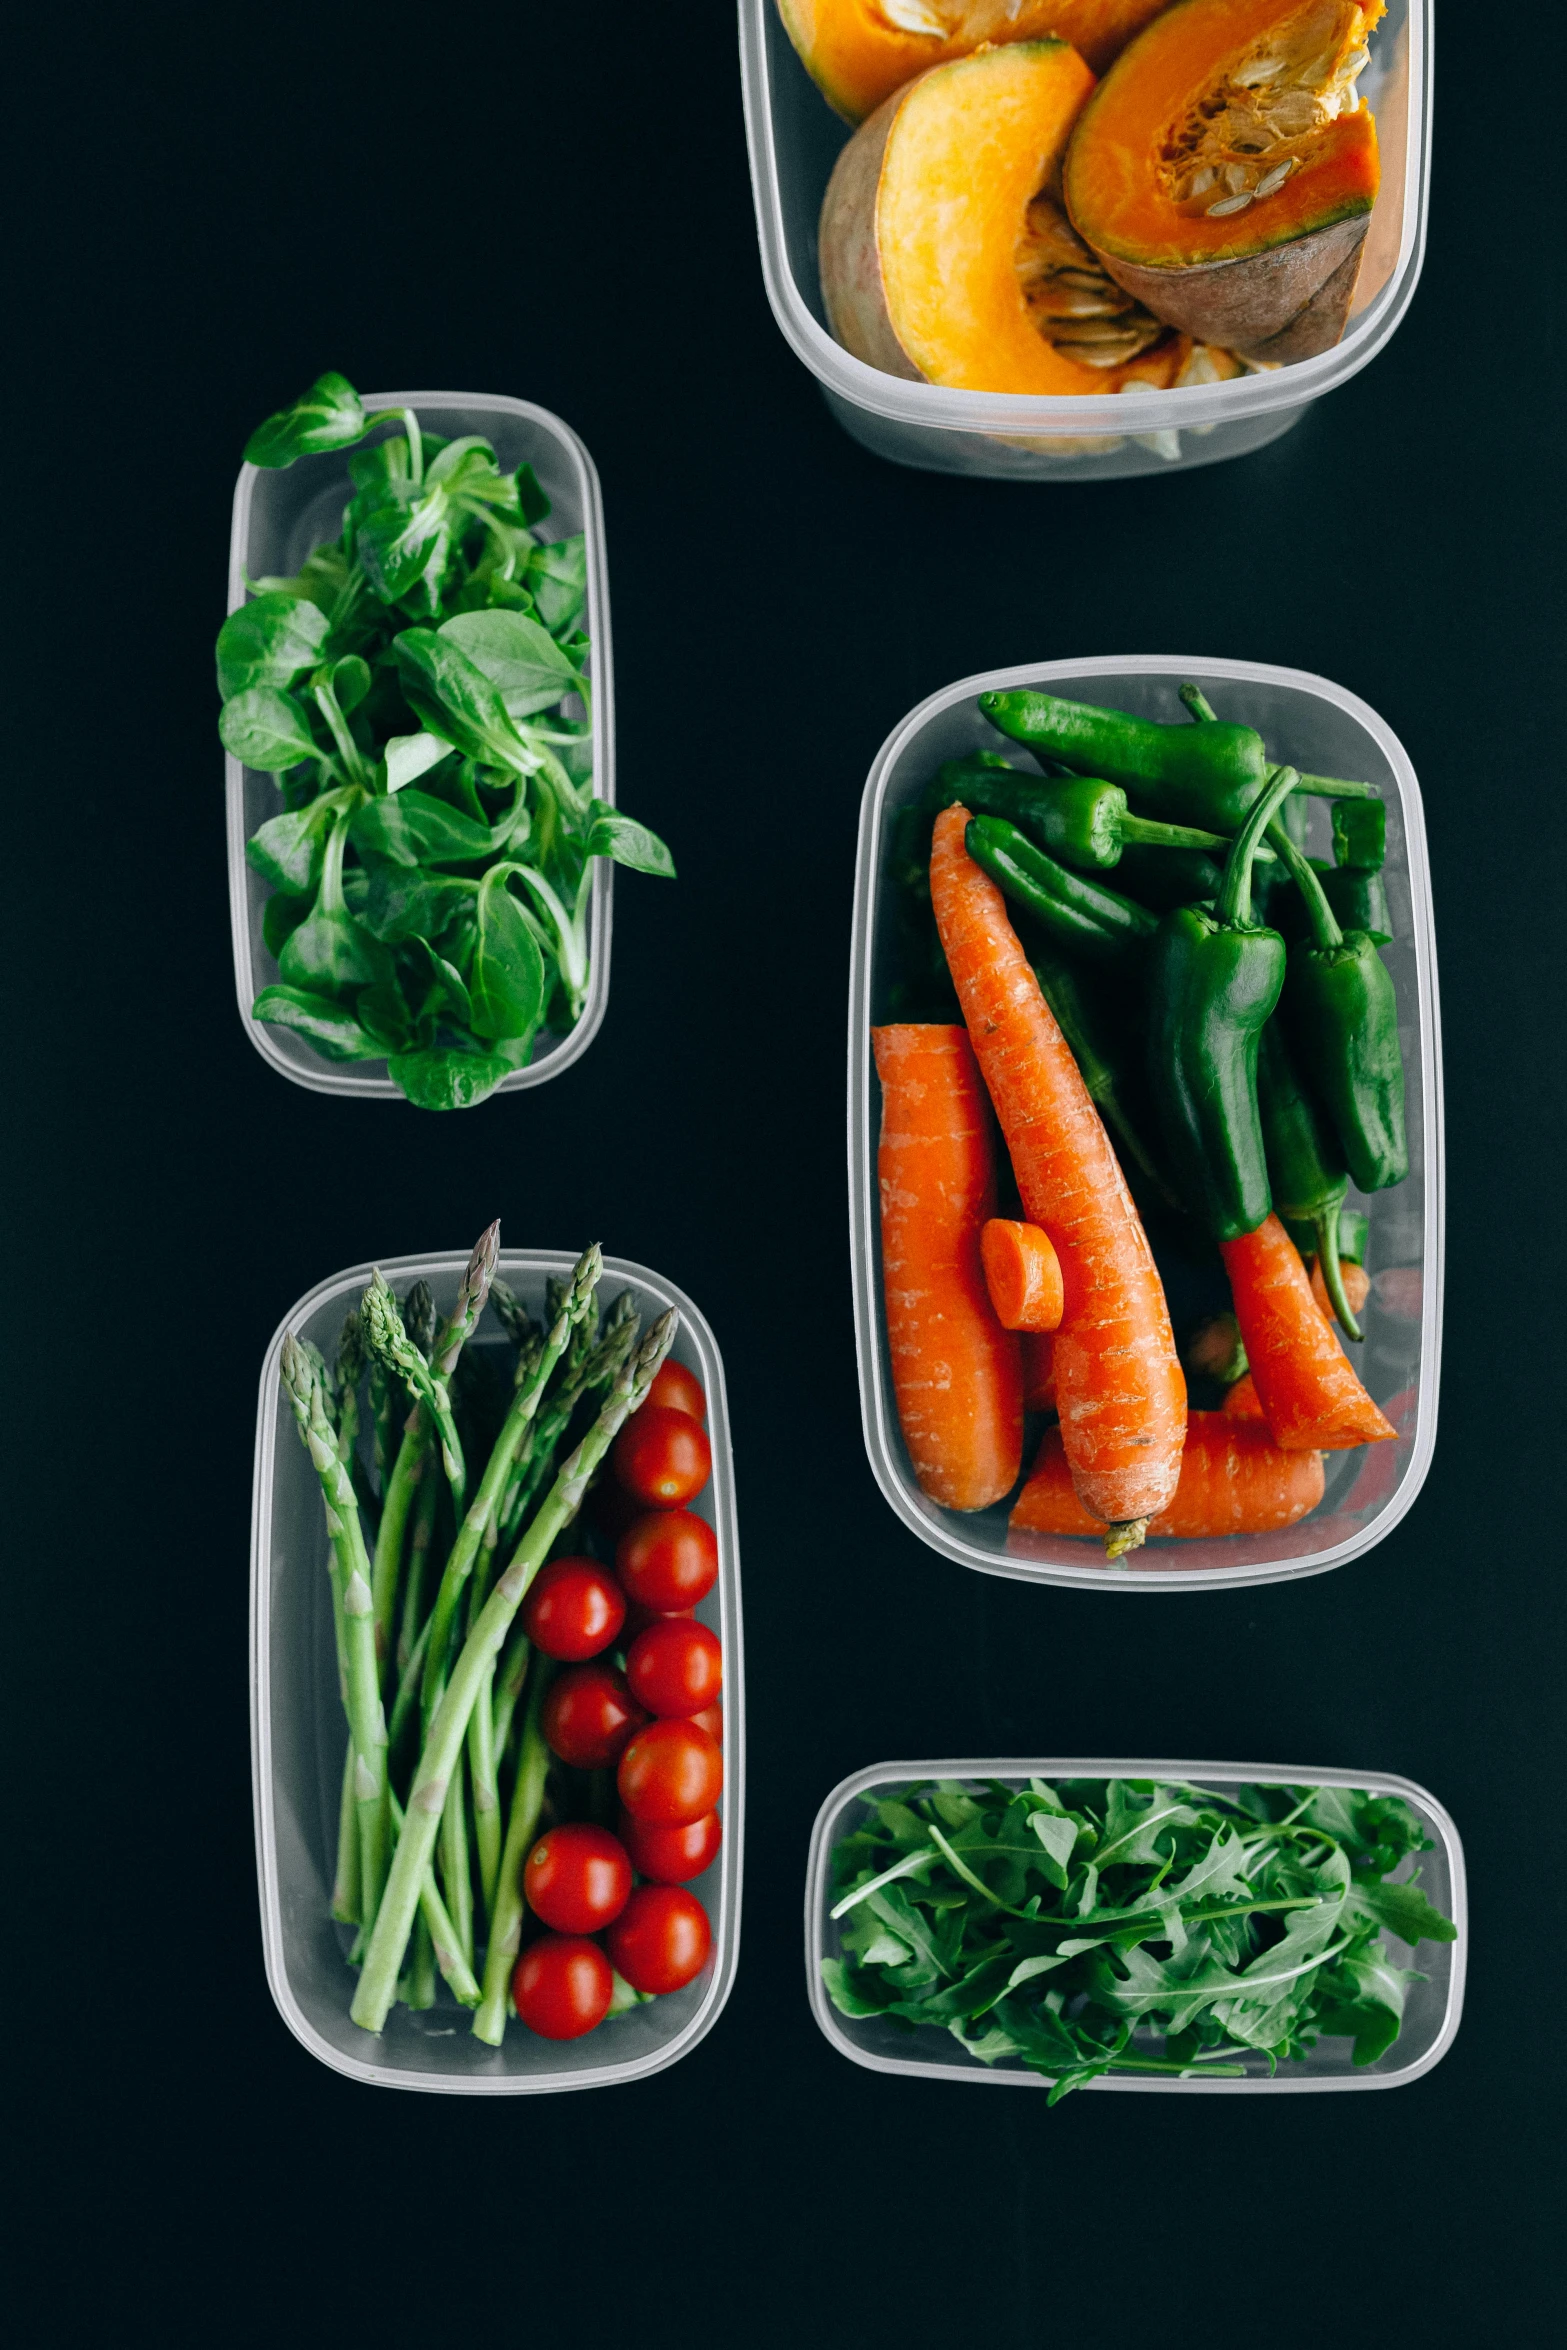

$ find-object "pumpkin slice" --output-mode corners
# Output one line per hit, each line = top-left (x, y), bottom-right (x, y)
(1064, 0), (1384, 361)
(820, 40), (1204, 395)
(777, 0), (1173, 122)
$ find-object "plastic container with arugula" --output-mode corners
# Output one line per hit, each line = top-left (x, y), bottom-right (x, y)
(218, 371), (673, 1111)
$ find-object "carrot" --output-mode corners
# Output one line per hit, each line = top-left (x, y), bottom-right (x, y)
(1223, 1372), (1265, 1420)
(1221, 1215), (1396, 1451)
(1022, 1330), (1057, 1412)
(871, 1023), (1023, 1510)
(929, 805), (1185, 1551)
(1011, 1415), (1325, 1539)
(981, 1218), (1064, 1332)
(1310, 1255), (1371, 1328)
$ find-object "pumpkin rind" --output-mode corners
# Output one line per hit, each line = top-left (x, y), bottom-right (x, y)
(821, 41), (1198, 397)
(776, 0), (1170, 123)
(1063, 0), (1383, 360)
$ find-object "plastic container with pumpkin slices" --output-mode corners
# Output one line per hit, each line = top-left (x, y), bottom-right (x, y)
(738, 0), (1431, 480)
(848, 654), (1442, 1591)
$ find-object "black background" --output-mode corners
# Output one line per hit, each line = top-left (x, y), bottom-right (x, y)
(10, 3), (1565, 2340)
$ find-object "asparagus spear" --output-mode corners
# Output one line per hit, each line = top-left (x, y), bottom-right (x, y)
(351, 1308), (677, 2033)
(332, 1741), (361, 1926)
(387, 1789), (480, 2006)
(500, 1288), (641, 1544)
(472, 1661), (555, 2045)
(332, 1306), (379, 1528)
(281, 1335), (391, 1918)
(366, 1228), (499, 1661)
(488, 1277), (538, 1355)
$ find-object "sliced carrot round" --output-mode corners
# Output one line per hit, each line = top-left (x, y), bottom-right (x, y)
(981, 1218), (1065, 1333)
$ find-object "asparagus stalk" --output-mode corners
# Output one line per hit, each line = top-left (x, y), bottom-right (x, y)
(418, 1244), (603, 1730)
(472, 1662), (555, 2045)
(332, 1740), (361, 1925)
(281, 1336), (391, 1918)
(387, 1788), (480, 2006)
(489, 1623), (533, 1763)
(351, 1309), (677, 2033)
(500, 1289), (641, 1544)
(437, 1776), (474, 1973)
(468, 1651), (502, 1924)
(332, 1306), (379, 1528)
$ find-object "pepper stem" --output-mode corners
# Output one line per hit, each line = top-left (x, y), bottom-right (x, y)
(1217, 765), (1298, 928)
(1105, 1517), (1149, 1561)
(1296, 773), (1377, 800)
(1117, 813), (1234, 853)
(1266, 817), (1345, 952)
(1314, 1198), (1365, 1342)
(1179, 683), (1219, 723)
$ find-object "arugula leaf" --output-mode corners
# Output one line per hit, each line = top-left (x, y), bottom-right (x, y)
(821, 1960), (898, 2021)
(244, 371), (370, 467)
(1348, 1875), (1458, 1947)
(217, 593), (330, 699)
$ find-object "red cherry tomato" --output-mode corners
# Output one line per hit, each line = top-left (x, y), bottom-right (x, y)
(690, 1701), (723, 1745)
(647, 1361), (707, 1422)
(626, 1618), (723, 1717)
(618, 1806), (722, 1885)
(541, 1664), (646, 1770)
(606, 1885), (712, 1995)
(524, 1824), (633, 1933)
(512, 1935), (613, 2039)
(610, 1406), (712, 1508)
(617, 1717), (723, 1826)
(521, 1557), (626, 1662)
(616, 1511), (718, 1612)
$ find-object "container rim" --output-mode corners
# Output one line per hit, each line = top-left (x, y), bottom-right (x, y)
(805, 1757), (1466, 2093)
(737, 0), (1432, 436)
(224, 390), (615, 1100)
(848, 653), (1443, 1592)
(250, 1247), (744, 2093)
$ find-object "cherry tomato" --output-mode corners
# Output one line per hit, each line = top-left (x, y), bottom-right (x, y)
(617, 1716), (723, 1826)
(606, 1885), (712, 1995)
(626, 1618), (723, 1717)
(512, 1935), (613, 2039)
(521, 1556), (626, 1662)
(524, 1823), (632, 1933)
(616, 1510), (718, 1613)
(610, 1406), (712, 1508)
(647, 1361), (707, 1422)
(541, 1664), (647, 1770)
(618, 1806), (722, 1886)
(690, 1702), (723, 1745)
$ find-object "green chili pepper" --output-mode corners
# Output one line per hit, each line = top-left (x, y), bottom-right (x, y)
(1283, 1207), (1368, 1267)
(980, 686), (1376, 833)
(1030, 943), (1182, 1212)
(1144, 765), (1300, 1240)
(1256, 1022), (1363, 1339)
(1113, 842), (1224, 912)
(1332, 796), (1387, 871)
(934, 762), (1234, 873)
(964, 815), (1158, 966)
(1270, 859), (1393, 948)
(1268, 820), (1408, 1195)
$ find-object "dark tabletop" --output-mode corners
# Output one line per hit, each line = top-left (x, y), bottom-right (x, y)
(11, 3), (1564, 2341)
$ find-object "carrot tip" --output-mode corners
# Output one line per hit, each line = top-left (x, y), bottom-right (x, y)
(1104, 1517), (1149, 1561)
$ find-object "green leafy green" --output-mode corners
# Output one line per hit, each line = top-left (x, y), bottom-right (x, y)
(221, 371), (677, 1107)
(823, 1778), (1454, 2102)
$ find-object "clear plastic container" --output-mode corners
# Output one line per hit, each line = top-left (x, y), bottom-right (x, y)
(807, 1758), (1465, 2093)
(849, 654), (1442, 1592)
(739, 0), (1431, 480)
(250, 1249), (742, 2093)
(225, 392), (614, 1098)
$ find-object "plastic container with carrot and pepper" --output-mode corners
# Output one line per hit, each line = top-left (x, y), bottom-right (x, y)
(848, 656), (1440, 1593)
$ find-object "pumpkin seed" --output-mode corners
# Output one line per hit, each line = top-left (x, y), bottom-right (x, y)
(1255, 159), (1295, 196)
(1206, 191), (1254, 216)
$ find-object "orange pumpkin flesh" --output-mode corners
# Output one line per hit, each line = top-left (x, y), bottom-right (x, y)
(777, 0), (1172, 123)
(821, 41), (1202, 396)
(1064, 0), (1383, 361)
